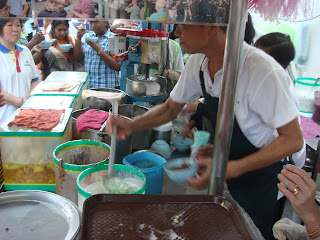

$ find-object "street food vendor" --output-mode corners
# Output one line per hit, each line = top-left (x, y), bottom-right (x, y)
(0, 18), (39, 126)
(106, 24), (304, 239)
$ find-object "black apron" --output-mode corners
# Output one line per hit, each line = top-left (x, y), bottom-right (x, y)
(199, 62), (282, 240)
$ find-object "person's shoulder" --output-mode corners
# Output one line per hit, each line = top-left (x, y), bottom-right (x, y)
(105, 29), (114, 38)
(244, 42), (284, 73)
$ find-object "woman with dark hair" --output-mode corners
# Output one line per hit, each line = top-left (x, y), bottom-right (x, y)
(0, 18), (39, 125)
(255, 32), (295, 69)
(33, 20), (77, 80)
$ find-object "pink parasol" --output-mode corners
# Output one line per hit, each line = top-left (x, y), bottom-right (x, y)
(248, 0), (314, 21)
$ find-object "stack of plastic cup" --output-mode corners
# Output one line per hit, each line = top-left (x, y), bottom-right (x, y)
(191, 131), (211, 154)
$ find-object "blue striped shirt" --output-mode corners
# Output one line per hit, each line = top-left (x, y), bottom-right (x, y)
(83, 30), (120, 89)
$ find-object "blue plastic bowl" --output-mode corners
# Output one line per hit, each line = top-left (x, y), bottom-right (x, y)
(164, 157), (198, 184)
(72, 21), (82, 26)
(39, 40), (53, 49)
(172, 136), (193, 152)
(59, 43), (72, 52)
(85, 36), (98, 43)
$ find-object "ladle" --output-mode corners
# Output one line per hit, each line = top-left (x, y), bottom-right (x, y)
(101, 99), (119, 191)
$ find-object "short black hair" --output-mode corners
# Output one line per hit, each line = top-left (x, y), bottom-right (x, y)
(219, 14), (255, 45)
(0, 18), (23, 37)
(244, 14), (255, 45)
(255, 32), (295, 69)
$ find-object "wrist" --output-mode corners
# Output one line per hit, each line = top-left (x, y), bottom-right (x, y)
(17, 98), (24, 108)
(97, 48), (103, 56)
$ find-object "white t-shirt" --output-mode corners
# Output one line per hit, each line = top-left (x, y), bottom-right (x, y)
(168, 39), (184, 74)
(170, 42), (300, 150)
(0, 44), (39, 126)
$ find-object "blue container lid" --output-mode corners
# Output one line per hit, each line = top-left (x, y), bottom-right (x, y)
(122, 152), (166, 173)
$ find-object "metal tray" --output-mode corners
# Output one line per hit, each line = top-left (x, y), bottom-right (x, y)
(80, 194), (252, 240)
(0, 190), (81, 240)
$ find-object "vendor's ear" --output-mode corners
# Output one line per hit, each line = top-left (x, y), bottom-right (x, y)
(208, 26), (220, 36)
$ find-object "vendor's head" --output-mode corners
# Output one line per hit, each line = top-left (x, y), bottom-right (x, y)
(89, 20), (109, 36)
(50, 20), (69, 41)
(255, 32), (295, 69)
(174, 24), (226, 54)
(0, 18), (22, 46)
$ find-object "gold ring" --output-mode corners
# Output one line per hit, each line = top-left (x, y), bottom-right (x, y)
(292, 188), (299, 195)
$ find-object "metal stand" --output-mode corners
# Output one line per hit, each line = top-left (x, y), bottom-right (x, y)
(209, 0), (248, 196)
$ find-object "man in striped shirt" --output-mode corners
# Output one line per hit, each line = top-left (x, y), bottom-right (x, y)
(74, 20), (120, 89)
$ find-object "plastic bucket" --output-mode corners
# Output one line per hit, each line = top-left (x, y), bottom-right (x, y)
(77, 164), (146, 211)
(122, 152), (166, 194)
(53, 140), (110, 205)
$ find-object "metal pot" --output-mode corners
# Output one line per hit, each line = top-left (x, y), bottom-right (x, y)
(111, 104), (151, 151)
(151, 121), (172, 144)
(71, 108), (132, 164)
(126, 74), (167, 98)
(82, 88), (126, 111)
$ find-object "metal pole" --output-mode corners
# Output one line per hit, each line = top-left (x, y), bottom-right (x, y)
(208, 0), (248, 196)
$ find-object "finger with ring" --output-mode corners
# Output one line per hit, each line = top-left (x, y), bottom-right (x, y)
(292, 188), (299, 195)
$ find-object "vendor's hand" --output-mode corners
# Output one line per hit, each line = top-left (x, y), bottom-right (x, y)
(182, 125), (194, 140)
(188, 155), (212, 189)
(30, 32), (45, 46)
(194, 144), (213, 158)
(187, 100), (200, 113)
(77, 28), (86, 40)
(277, 164), (318, 223)
(106, 114), (133, 140)
(0, 90), (5, 107)
(86, 39), (101, 52)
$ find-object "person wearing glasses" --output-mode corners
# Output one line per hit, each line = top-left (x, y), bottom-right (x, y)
(73, 20), (120, 89)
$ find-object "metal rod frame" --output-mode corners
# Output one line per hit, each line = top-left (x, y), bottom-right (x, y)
(209, 0), (248, 196)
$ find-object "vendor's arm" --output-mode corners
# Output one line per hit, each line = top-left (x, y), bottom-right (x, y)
(87, 40), (120, 71)
(189, 117), (304, 188)
(106, 97), (185, 139)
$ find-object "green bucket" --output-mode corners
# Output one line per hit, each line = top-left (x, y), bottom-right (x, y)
(53, 140), (110, 204)
(77, 164), (146, 211)
(295, 77), (320, 114)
